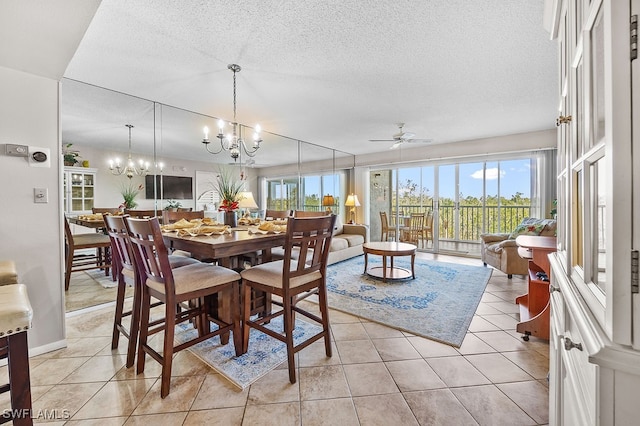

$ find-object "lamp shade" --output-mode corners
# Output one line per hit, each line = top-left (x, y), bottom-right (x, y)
(322, 195), (335, 206)
(237, 191), (258, 209)
(345, 194), (360, 207)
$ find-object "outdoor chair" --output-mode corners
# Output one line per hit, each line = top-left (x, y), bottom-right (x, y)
(379, 211), (397, 241)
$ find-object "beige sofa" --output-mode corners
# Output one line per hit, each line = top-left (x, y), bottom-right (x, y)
(480, 218), (556, 278)
(272, 216), (368, 265)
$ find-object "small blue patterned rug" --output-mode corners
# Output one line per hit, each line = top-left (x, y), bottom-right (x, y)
(175, 317), (322, 389)
(326, 256), (492, 347)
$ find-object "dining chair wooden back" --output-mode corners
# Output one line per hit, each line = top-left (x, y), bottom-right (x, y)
(240, 214), (337, 384)
(103, 214), (140, 368)
(124, 209), (161, 219)
(293, 210), (329, 218)
(379, 211), (397, 241)
(92, 207), (121, 215)
(161, 210), (205, 224)
(177, 207), (193, 212)
(63, 216), (112, 291)
(265, 209), (291, 220)
(125, 217), (242, 398)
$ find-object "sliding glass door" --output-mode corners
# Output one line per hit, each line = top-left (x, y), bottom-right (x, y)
(370, 157), (534, 257)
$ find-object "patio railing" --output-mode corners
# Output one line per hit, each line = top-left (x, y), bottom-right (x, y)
(392, 204), (531, 242)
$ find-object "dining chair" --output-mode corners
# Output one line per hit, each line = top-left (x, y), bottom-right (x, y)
(264, 209), (292, 220)
(124, 209), (162, 219)
(103, 215), (199, 368)
(379, 211), (397, 241)
(177, 207), (193, 212)
(63, 216), (112, 291)
(125, 217), (242, 398)
(292, 210), (329, 218)
(92, 207), (121, 215)
(240, 215), (336, 383)
(161, 210), (205, 224)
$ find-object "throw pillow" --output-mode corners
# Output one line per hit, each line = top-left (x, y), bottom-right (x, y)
(333, 215), (344, 236)
(509, 221), (545, 239)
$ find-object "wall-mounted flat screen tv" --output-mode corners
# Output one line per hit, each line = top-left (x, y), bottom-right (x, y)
(145, 175), (193, 199)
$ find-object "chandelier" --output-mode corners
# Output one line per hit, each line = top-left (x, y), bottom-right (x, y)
(202, 64), (262, 162)
(109, 124), (150, 179)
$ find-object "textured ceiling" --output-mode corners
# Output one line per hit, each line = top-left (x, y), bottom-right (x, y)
(61, 0), (557, 163)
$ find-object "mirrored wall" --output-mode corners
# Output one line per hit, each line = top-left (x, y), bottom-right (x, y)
(61, 78), (354, 217)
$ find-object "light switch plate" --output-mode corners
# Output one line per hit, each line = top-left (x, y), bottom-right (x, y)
(34, 188), (48, 203)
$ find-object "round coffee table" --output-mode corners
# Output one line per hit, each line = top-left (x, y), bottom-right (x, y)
(362, 242), (417, 282)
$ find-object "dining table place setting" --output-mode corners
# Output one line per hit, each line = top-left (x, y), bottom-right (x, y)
(160, 217), (220, 232)
(247, 220), (288, 234)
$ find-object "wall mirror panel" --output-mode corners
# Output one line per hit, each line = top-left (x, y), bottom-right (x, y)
(60, 78), (354, 312)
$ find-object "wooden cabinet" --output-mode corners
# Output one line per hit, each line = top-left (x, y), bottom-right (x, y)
(63, 167), (97, 214)
(515, 235), (556, 341)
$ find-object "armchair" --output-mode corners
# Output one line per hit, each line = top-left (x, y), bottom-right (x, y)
(480, 218), (556, 278)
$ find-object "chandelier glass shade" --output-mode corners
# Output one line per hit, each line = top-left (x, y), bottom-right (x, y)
(109, 124), (150, 179)
(202, 64), (262, 162)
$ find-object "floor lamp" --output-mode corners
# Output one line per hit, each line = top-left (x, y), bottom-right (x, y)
(345, 194), (360, 224)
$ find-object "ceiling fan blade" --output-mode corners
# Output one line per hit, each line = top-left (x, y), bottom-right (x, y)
(390, 141), (403, 149)
(400, 132), (416, 139)
(403, 138), (433, 144)
(369, 139), (396, 142)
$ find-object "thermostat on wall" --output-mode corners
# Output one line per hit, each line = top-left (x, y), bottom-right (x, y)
(28, 146), (51, 168)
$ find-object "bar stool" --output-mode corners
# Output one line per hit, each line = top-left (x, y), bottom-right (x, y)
(0, 284), (34, 426)
(0, 261), (18, 286)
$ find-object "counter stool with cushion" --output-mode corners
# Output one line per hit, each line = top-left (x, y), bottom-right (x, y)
(0, 284), (34, 426)
(240, 215), (336, 384)
(125, 217), (242, 398)
(0, 261), (18, 286)
(104, 215), (199, 368)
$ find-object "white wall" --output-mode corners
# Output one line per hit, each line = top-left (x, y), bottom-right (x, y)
(0, 66), (66, 352)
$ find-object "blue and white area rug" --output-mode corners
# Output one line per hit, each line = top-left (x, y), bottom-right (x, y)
(175, 317), (322, 389)
(326, 256), (492, 347)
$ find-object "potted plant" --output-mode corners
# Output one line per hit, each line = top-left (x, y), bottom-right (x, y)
(164, 200), (182, 211)
(214, 166), (243, 227)
(63, 143), (81, 166)
(120, 183), (144, 210)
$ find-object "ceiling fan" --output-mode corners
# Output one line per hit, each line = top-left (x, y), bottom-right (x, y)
(369, 122), (433, 149)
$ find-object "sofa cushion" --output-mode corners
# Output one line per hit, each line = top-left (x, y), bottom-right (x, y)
(330, 237), (349, 252)
(339, 233), (365, 247)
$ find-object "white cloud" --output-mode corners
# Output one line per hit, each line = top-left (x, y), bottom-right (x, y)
(470, 167), (505, 180)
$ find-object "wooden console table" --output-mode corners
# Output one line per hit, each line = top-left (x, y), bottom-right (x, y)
(515, 235), (556, 341)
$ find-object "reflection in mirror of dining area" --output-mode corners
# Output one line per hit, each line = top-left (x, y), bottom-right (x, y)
(62, 78), (356, 313)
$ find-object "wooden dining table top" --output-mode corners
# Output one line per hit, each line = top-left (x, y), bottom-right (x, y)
(67, 216), (106, 229)
(162, 228), (287, 265)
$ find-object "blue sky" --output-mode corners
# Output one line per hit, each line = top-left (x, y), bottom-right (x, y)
(396, 159), (531, 199)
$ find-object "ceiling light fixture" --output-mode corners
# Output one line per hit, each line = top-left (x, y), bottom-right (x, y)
(109, 124), (150, 179)
(202, 64), (262, 162)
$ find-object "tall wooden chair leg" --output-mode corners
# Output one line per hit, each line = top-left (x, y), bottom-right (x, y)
(6, 333), (33, 426)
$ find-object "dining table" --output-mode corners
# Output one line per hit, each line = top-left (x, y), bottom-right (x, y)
(67, 215), (106, 229)
(162, 227), (287, 343)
